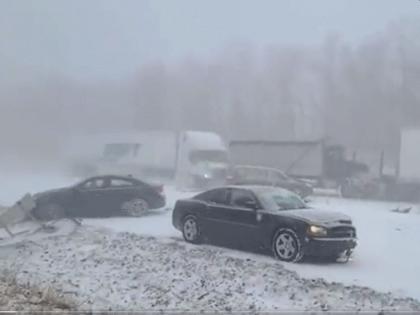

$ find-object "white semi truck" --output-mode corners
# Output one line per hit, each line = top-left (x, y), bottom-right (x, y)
(388, 127), (420, 201)
(66, 130), (230, 191)
(398, 128), (420, 184)
(339, 127), (420, 201)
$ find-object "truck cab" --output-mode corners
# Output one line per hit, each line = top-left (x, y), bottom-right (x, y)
(175, 131), (230, 191)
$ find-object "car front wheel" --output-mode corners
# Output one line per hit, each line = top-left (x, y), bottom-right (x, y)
(273, 228), (303, 262)
(182, 215), (202, 244)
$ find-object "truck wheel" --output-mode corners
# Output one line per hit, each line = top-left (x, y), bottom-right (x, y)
(182, 215), (202, 244)
(35, 203), (66, 221)
(272, 228), (303, 262)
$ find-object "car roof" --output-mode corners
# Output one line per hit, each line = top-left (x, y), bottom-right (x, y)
(85, 174), (140, 181)
(234, 165), (286, 173)
(218, 185), (294, 195)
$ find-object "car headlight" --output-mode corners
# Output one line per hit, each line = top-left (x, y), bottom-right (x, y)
(308, 225), (327, 236)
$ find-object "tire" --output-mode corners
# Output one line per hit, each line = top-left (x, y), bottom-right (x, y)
(35, 203), (66, 221)
(121, 198), (150, 217)
(182, 215), (202, 244)
(272, 228), (303, 262)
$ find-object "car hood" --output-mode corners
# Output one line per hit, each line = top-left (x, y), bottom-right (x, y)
(278, 208), (352, 226)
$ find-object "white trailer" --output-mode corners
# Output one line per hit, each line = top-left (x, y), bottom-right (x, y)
(376, 128), (420, 202)
(66, 130), (230, 191)
(399, 128), (420, 183)
(385, 127), (420, 202)
(98, 130), (178, 179)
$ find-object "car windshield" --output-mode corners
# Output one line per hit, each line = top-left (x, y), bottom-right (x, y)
(258, 189), (307, 210)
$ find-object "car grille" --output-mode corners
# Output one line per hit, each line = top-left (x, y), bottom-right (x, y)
(328, 226), (356, 238)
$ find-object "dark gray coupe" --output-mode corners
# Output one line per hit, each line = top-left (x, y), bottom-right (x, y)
(33, 175), (166, 220)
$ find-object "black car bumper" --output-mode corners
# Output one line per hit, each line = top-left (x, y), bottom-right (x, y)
(302, 237), (357, 257)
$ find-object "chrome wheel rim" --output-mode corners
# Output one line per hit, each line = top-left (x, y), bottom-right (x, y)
(183, 218), (198, 241)
(275, 233), (297, 260)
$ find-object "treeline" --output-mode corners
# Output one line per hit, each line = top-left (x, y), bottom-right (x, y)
(1, 20), (419, 169)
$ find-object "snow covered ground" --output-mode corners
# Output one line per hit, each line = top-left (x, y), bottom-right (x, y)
(288, 197), (420, 300)
(86, 187), (420, 301)
(1, 172), (420, 310)
(1, 222), (419, 312)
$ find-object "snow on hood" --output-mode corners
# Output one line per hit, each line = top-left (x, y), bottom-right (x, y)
(280, 208), (352, 226)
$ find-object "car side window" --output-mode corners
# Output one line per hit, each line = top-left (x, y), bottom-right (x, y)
(230, 189), (257, 209)
(195, 189), (229, 205)
(110, 178), (134, 187)
(82, 178), (107, 190)
(211, 189), (229, 205)
(267, 170), (277, 184)
(236, 168), (248, 181)
(277, 171), (289, 181)
(260, 169), (269, 182)
(252, 168), (260, 181)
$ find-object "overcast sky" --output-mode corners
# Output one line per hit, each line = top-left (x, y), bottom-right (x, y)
(1, 0), (419, 81)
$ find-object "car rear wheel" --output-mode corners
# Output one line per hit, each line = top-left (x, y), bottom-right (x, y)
(182, 215), (202, 244)
(121, 199), (150, 217)
(273, 228), (303, 262)
(35, 203), (66, 221)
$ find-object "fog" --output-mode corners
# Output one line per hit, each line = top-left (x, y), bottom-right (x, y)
(1, 0), (420, 172)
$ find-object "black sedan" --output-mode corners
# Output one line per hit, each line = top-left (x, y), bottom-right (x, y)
(33, 175), (166, 220)
(172, 186), (357, 262)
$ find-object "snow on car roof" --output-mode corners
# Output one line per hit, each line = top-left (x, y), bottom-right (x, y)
(225, 185), (297, 196)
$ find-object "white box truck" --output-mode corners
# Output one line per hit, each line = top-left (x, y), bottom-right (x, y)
(358, 127), (420, 202)
(398, 128), (420, 184)
(67, 130), (230, 191)
(387, 127), (420, 201)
